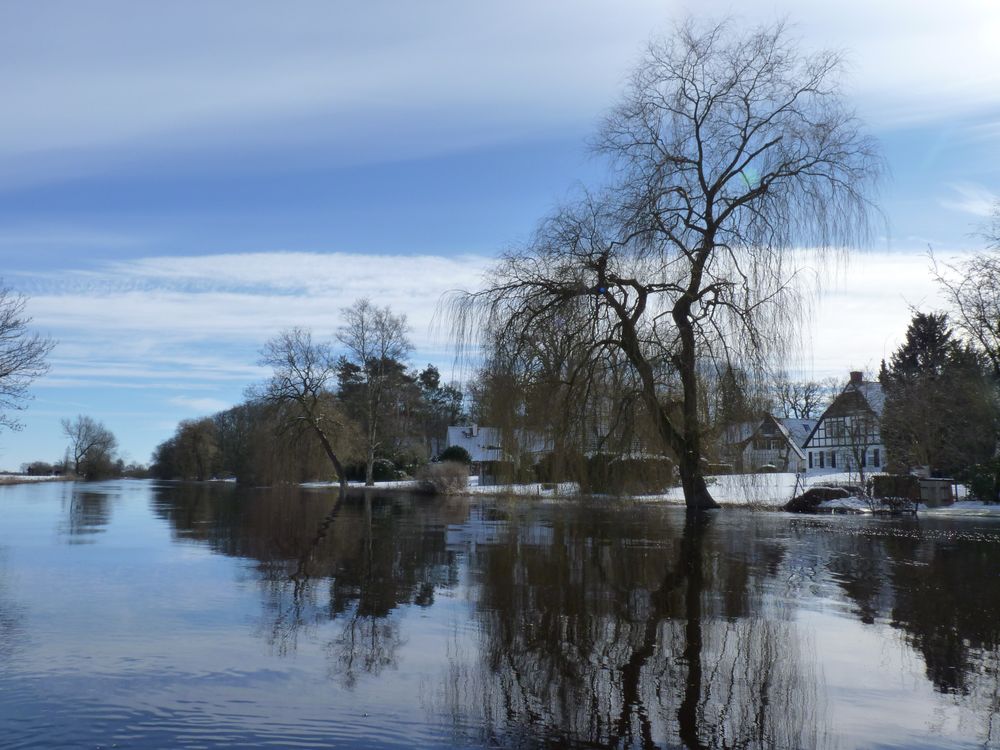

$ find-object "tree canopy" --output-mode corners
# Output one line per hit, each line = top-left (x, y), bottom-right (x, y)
(451, 19), (882, 509)
(0, 285), (54, 432)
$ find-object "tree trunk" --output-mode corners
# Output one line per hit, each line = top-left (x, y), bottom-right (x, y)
(677, 513), (708, 749)
(612, 294), (719, 511)
(674, 302), (720, 511)
(313, 427), (348, 503)
(677, 451), (718, 511)
(365, 445), (375, 487)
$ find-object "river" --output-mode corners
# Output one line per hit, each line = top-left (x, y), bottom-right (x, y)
(0, 479), (998, 748)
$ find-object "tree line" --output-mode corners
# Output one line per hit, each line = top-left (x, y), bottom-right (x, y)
(151, 298), (464, 493)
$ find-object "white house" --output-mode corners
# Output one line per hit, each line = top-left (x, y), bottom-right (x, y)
(803, 371), (886, 477)
(444, 424), (505, 463)
(740, 414), (818, 473)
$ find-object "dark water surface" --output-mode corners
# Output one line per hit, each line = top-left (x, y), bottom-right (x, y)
(1, 480), (998, 749)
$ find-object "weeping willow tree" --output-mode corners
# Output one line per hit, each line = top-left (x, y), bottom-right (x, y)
(451, 19), (882, 509)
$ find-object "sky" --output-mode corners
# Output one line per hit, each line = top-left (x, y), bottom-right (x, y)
(1, 0), (999, 469)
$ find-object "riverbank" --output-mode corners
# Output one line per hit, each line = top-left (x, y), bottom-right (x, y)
(302, 472), (1000, 516)
(0, 474), (72, 486)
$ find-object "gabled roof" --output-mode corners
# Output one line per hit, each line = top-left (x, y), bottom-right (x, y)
(729, 415), (815, 461)
(802, 377), (884, 448)
(855, 382), (885, 416)
(777, 417), (818, 449)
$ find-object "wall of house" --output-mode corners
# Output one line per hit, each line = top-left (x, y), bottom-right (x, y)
(444, 425), (504, 463)
(741, 441), (804, 473)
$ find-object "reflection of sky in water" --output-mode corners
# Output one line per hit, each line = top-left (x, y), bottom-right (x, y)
(0, 479), (997, 748)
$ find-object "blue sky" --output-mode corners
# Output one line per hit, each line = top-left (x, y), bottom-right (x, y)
(2, 0), (999, 469)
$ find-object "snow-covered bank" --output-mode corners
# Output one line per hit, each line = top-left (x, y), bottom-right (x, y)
(643, 473), (801, 508)
(294, 472), (1000, 515)
(0, 474), (71, 485)
(921, 500), (1000, 517)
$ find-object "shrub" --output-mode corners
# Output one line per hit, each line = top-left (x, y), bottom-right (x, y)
(417, 461), (469, 495)
(343, 458), (401, 482)
(437, 445), (472, 465)
(785, 486), (850, 512)
(580, 454), (675, 495)
(872, 474), (919, 502)
(962, 459), (1000, 504)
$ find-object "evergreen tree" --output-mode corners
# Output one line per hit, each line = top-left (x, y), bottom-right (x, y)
(881, 312), (997, 476)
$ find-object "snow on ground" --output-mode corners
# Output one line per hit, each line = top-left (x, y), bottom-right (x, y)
(816, 496), (880, 513)
(299, 479), (422, 490)
(292, 472), (1000, 515)
(0, 474), (69, 484)
(921, 500), (1000, 517)
(645, 473), (803, 508)
(462, 479), (580, 497)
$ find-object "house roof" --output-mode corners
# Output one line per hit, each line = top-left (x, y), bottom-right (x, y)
(802, 378), (885, 448)
(777, 418), (818, 449)
(855, 382), (885, 416)
(726, 415), (815, 461)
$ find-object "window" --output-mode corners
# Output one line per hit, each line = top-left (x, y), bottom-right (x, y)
(873, 448), (881, 468)
(861, 450), (867, 468)
(819, 452), (825, 468)
(830, 451), (836, 468)
(808, 452), (813, 469)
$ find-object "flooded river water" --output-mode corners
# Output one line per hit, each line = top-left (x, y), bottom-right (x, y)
(0, 479), (998, 748)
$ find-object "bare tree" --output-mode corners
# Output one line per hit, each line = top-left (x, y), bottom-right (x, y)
(933, 205), (1000, 378)
(61, 415), (118, 479)
(336, 299), (413, 486)
(452, 19), (881, 509)
(254, 328), (357, 501)
(774, 373), (837, 419)
(0, 285), (54, 432)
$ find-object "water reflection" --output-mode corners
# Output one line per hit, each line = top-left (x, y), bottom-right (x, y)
(144, 483), (1000, 748)
(0, 550), (24, 664)
(433, 508), (829, 749)
(153, 484), (462, 687)
(58, 483), (112, 542)
(821, 519), (1000, 697)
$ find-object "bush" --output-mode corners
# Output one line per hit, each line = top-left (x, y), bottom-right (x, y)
(785, 485), (851, 512)
(962, 459), (1000, 503)
(417, 461), (469, 495)
(872, 474), (919, 502)
(580, 454), (675, 495)
(437, 445), (472, 465)
(533, 451), (586, 483)
(343, 458), (402, 482)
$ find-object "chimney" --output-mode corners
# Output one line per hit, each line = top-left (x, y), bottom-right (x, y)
(849, 371), (863, 385)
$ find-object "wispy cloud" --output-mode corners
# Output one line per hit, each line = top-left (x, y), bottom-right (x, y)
(168, 396), (232, 413)
(17, 251), (492, 395)
(941, 182), (999, 217)
(2, 1), (999, 190)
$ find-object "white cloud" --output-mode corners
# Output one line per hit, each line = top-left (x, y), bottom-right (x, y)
(168, 396), (232, 413)
(2, 1), (999, 187)
(941, 183), (1000, 218)
(19, 251), (492, 394)
(797, 250), (961, 378)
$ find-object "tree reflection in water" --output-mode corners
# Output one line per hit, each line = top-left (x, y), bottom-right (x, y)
(822, 518), (1000, 744)
(149, 483), (1000, 748)
(59, 483), (113, 542)
(153, 483), (462, 686)
(436, 506), (829, 749)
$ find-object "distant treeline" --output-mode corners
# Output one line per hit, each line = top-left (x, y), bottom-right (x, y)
(151, 363), (464, 485)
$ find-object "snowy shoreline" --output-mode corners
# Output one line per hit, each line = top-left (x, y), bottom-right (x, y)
(0, 474), (72, 486)
(301, 472), (1000, 516)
